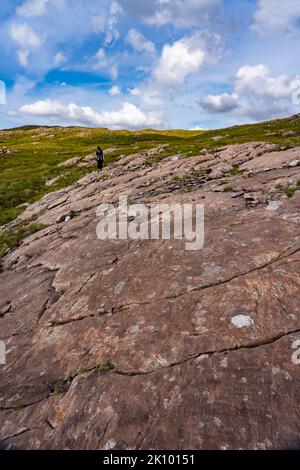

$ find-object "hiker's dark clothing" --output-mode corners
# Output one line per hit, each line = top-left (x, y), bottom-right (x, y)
(96, 148), (104, 171)
(97, 158), (103, 171)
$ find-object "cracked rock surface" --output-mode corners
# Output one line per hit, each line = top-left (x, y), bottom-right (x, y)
(0, 142), (300, 449)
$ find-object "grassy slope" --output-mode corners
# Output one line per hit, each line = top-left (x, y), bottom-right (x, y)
(0, 114), (300, 258)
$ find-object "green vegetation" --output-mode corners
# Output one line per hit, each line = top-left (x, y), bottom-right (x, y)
(0, 114), (300, 246)
(276, 180), (300, 198)
(223, 186), (233, 193)
(52, 387), (63, 396)
(97, 361), (116, 373)
(13, 404), (25, 411)
(172, 169), (204, 184)
(0, 222), (46, 258)
(228, 164), (245, 176)
(284, 181), (300, 198)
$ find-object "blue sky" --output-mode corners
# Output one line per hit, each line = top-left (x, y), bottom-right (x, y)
(0, 0), (300, 130)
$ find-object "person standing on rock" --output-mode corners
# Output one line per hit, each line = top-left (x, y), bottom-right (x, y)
(96, 146), (104, 172)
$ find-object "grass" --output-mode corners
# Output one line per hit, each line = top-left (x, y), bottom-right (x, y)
(228, 164), (244, 176)
(276, 180), (300, 198)
(77, 362), (116, 376)
(283, 181), (300, 198)
(223, 186), (233, 193)
(172, 169), (204, 184)
(13, 404), (25, 411)
(0, 222), (46, 258)
(0, 114), (300, 257)
(97, 361), (116, 372)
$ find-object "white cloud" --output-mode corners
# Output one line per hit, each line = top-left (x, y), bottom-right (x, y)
(54, 51), (67, 66)
(92, 15), (105, 34)
(10, 23), (42, 48)
(91, 48), (118, 80)
(12, 75), (37, 96)
(235, 65), (297, 99)
(105, 1), (123, 46)
(18, 100), (164, 129)
(252, 0), (300, 36)
(153, 32), (221, 85)
(126, 28), (155, 55)
(121, 0), (222, 28)
(91, 2), (122, 45)
(10, 23), (42, 68)
(201, 64), (300, 119)
(17, 0), (48, 17)
(109, 85), (121, 96)
(202, 93), (241, 113)
(129, 86), (161, 106)
(17, 49), (30, 67)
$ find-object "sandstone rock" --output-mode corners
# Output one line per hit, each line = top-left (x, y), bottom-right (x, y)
(220, 164), (232, 174)
(45, 176), (60, 187)
(0, 302), (11, 317)
(210, 168), (224, 179)
(0, 142), (300, 450)
(282, 131), (296, 137)
(58, 156), (81, 168)
(231, 191), (245, 198)
(146, 144), (168, 156)
(289, 159), (300, 168)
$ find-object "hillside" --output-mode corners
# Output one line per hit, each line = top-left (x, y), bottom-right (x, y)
(0, 117), (300, 449)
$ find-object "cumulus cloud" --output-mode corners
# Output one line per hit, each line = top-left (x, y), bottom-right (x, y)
(201, 64), (300, 119)
(126, 28), (155, 55)
(202, 93), (241, 113)
(54, 51), (67, 66)
(109, 85), (121, 96)
(92, 15), (105, 34)
(252, 0), (300, 36)
(18, 99), (164, 129)
(105, 1), (123, 46)
(10, 23), (42, 48)
(121, 0), (222, 28)
(9, 2), (122, 74)
(17, 49), (30, 67)
(235, 65), (298, 99)
(153, 32), (221, 85)
(10, 23), (42, 67)
(90, 48), (118, 80)
(17, 0), (48, 17)
(129, 86), (161, 106)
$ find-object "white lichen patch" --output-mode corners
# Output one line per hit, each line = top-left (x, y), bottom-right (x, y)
(213, 417), (222, 428)
(103, 439), (117, 450)
(220, 357), (228, 368)
(163, 386), (183, 410)
(114, 281), (125, 295)
(231, 315), (254, 328)
(129, 325), (140, 334)
(266, 201), (282, 212)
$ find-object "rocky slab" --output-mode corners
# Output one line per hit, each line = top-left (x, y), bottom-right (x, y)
(0, 142), (300, 450)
